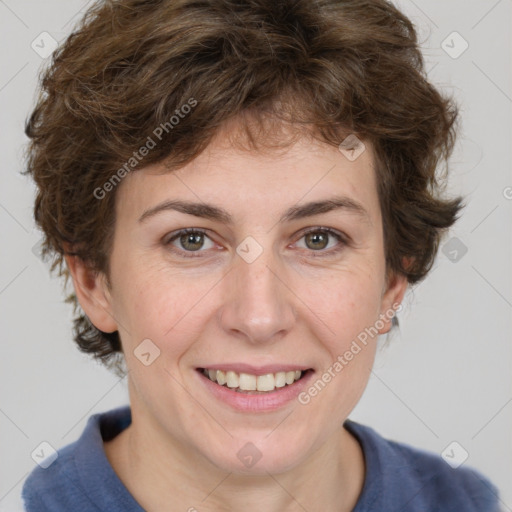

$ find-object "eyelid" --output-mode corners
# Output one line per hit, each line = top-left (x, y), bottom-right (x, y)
(297, 226), (348, 242)
(293, 226), (349, 257)
(163, 226), (348, 258)
(163, 227), (216, 255)
(163, 227), (209, 243)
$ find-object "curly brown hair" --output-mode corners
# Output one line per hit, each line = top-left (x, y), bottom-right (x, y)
(24, 0), (464, 370)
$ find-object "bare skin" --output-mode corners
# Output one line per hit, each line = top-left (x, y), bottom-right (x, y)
(67, 121), (408, 512)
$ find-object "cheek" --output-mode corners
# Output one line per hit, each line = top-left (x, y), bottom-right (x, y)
(289, 271), (383, 433)
(294, 264), (384, 350)
(298, 277), (382, 407)
(111, 261), (218, 356)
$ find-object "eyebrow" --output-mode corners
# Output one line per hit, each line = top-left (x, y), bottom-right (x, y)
(138, 195), (371, 225)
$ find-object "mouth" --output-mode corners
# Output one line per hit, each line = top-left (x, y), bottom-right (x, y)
(197, 367), (313, 394)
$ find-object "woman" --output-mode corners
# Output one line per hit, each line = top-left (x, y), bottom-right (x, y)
(21, 0), (501, 510)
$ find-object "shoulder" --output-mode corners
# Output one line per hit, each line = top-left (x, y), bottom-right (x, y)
(22, 405), (138, 512)
(22, 433), (98, 511)
(388, 437), (501, 510)
(345, 420), (501, 512)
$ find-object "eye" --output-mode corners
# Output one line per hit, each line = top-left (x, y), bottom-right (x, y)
(164, 227), (347, 259)
(164, 228), (216, 256)
(294, 227), (347, 256)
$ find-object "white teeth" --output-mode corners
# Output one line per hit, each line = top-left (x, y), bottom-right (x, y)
(203, 368), (305, 392)
(239, 373), (257, 391)
(275, 372), (287, 388)
(226, 371), (239, 388)
(285, 371), (295, 385)
(256, 373), (275, 392)
(216, 370), (227, 386)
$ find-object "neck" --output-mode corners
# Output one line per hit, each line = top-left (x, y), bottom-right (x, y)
(104, 404), (365, 512)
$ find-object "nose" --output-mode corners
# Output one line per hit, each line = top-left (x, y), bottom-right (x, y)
(218, 245), (297, 345)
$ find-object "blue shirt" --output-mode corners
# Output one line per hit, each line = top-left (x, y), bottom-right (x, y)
(22, 405), (501, 511)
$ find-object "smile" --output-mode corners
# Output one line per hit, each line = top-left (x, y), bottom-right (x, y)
(201, 368), (305, 393)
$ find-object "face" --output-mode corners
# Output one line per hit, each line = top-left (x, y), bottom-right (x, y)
(72, 123), (407, 475)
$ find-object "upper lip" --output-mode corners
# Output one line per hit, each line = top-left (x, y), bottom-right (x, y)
(198, 363), (312, 376)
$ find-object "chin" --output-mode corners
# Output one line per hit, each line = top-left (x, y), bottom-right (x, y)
(198, 434), (313, 476)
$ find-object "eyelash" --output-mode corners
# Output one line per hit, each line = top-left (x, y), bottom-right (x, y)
(163, 227), (348, 259)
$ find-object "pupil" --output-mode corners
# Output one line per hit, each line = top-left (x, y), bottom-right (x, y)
(182, 233), (203, 251)
(306, 232), (327, 250)
(179, 232), (329, 252)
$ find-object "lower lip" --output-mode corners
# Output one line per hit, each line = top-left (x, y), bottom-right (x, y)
(195, 369), (314, 413)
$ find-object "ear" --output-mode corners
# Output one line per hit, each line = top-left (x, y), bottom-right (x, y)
(65, 255), (118, 333)
(377, 262), (410, 335)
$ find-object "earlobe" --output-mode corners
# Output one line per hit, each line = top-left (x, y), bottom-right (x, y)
(378, 270), (409, 335)
(64, 255), (118, 333)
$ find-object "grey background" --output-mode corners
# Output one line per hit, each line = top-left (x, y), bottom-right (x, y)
(1, 0), (511, 510)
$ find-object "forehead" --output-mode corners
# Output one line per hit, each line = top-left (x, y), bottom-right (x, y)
(116, 123), (380, 227)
